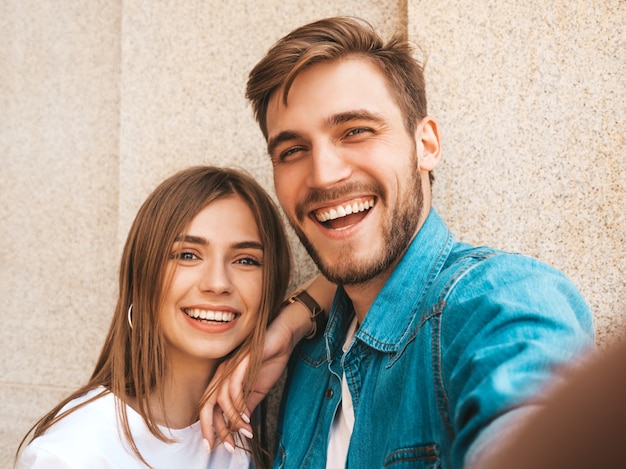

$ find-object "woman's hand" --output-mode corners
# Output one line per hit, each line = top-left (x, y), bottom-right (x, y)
(199, 274), (336, 451)
(199, 310), (305, 451)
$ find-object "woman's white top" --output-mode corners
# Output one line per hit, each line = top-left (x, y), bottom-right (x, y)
(16, 387), (251, 469)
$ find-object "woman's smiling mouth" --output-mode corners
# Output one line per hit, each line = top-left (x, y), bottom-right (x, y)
(182, 308), (237, 323)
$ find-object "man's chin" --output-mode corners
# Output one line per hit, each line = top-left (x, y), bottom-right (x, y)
(295, 226), (388, 283)
(317, 255), (389, 286)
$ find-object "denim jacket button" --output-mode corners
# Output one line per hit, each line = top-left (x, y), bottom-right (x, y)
(325, 388), (334, 399)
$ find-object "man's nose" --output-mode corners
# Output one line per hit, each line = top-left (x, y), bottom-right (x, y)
(307, 141), (351, 188)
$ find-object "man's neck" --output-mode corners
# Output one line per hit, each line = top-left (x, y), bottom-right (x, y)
(343, 269), (392, 324)
(343, 206), (430, 324)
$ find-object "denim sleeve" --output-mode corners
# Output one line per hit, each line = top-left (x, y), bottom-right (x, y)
(437, 252), (594, 468)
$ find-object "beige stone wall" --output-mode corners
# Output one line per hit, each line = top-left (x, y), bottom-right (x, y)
(1, 1), (122, 465)
(410, 0), (626, 347)
(2, 0), (624, 465)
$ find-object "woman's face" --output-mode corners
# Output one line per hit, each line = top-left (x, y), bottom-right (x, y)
(159, 195), (264, 371)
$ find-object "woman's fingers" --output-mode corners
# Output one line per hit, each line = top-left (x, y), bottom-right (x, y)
(213, 406), (236, 453)
(199, 356), (253, 450)
(198, 390), (217, 450)
(222, 354), (251, 429)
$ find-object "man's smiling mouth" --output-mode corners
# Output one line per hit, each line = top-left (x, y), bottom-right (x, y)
(313, 197), (376, 230)
(183, 308), (237, 323)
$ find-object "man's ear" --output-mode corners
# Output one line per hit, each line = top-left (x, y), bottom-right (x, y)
(415, 116), (442, 171)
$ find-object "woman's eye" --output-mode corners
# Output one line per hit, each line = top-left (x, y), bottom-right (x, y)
(172, 250), (198, 261)
(236, 257), (262, 266)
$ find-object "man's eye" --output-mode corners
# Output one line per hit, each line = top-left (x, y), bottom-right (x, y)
(280, 146), (304, 160)
(347, 128), (369, 137)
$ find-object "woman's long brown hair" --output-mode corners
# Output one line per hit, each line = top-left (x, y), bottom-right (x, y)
(16, 166), (291, 468)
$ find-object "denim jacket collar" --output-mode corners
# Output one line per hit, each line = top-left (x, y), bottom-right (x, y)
(325, 209), (454, 357)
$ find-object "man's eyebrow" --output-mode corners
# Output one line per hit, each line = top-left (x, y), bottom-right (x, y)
(267, 130), (301, 157)
(328, 109), (385, 126)
(267, 110), (385, 155)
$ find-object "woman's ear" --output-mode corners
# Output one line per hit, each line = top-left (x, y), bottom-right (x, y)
(415, 116), (442, 172)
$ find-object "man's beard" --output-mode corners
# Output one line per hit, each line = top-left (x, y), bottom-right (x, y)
(290, 154), (424, 286)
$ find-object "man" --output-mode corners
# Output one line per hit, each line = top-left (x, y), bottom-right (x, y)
(202, 17), (594, 468)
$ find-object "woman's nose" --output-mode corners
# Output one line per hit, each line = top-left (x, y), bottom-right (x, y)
(197, 261), (232, 294)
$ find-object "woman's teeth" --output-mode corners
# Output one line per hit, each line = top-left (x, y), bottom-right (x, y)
(183, 308), (235, 322)
(314, 198), (375, 223)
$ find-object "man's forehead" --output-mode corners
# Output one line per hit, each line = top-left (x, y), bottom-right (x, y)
(274, 59), (386, 103)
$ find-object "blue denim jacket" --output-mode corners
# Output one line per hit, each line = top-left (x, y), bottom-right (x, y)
(273, 210), (594, 469)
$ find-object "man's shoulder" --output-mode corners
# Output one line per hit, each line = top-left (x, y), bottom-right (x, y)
(440, 243), (568, 293)
(433, 243), (592, 340)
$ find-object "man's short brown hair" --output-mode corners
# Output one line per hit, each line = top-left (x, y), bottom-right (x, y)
(246, 16), (428, 141)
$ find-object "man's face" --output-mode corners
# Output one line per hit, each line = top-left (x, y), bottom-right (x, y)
(266, 58), (434, 285)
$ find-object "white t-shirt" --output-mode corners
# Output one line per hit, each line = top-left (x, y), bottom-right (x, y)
(16, 387), (251, 469)
(326, 317), (359, 469)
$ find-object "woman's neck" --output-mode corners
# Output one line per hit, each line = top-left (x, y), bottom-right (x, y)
(132, 357), (219, 429)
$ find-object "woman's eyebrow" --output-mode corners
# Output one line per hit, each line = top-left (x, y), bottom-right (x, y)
(232, 241), (264, 251)
(174, 236), (263, 251)
(175, 234), (206, 245)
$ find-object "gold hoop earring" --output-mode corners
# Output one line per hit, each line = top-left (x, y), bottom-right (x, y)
(127, 304), (133, 330)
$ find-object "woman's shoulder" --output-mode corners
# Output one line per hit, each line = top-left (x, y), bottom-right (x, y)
(16, 387), (127, 467)
(53, 386), (117, 428)
(17, 387), (252, 469)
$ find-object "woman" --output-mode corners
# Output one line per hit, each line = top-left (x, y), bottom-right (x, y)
(16, 166), (292, 468)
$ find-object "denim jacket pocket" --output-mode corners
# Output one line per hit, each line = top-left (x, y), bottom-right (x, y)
(383, 443), (440, 468)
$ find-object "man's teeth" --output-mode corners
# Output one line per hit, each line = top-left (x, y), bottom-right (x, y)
(184, 309), (235, 322)
(315, 199), (375, 222)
